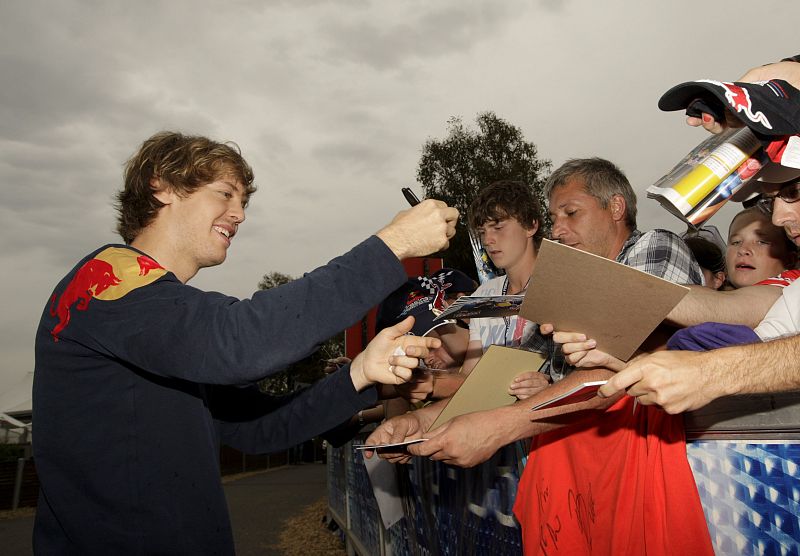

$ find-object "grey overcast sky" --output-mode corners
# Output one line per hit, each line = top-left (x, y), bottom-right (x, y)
(0, 0), (797, 409)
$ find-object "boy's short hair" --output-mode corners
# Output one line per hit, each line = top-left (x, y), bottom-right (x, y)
(467, 180), (545, 246)
(115, 131), (256, 244)
(683, 236), (726, 274)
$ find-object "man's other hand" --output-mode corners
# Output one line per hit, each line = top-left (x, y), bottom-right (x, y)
(350, 316), (441, 390)
(376, 199), (459, 259)
(539, 323), (626, 371)
(598, 350), (722, 414)
(395, 371), (435, 403)
(362, 412), (424, 464)
(508, 371), (550, 400)
(322, 356), (350, 375)
(408, 410), (505, 468)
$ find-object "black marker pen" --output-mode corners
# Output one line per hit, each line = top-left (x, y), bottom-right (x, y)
(401, 187), (420, 207)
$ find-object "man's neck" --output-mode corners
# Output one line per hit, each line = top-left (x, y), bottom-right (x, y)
(130, 228), (198, 284)
(604, 226), (634, 261)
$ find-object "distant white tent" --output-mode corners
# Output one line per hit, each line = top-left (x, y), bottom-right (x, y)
(0, 371), (33, 443)
(0, 371), (33, 414)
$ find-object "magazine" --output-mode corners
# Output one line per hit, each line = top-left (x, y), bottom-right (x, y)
(529, 380), (608, 411)
(469, 228), (502, 284)
(432, 294), (524, 321)
(647, 127), (763, 228)
(355, 438), (427, 451)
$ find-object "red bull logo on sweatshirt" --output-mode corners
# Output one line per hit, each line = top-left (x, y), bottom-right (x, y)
(49, 247), (166, 341)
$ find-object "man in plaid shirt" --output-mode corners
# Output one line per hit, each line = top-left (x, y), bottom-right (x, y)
(523, 157), (703, 382)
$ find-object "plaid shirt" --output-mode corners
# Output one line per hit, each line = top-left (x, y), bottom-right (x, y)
(616, 229), (704, 286)
(524, 229), (703, 380)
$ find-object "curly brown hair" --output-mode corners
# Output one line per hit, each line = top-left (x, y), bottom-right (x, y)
(115, 131), (256, 243)
(467, 180), (545, 246)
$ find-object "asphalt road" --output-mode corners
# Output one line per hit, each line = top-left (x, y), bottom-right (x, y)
(0, 463), (328, 555)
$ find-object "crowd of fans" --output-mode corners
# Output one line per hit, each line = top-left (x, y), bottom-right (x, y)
(31, 54), (800, 555)
(355, 56), (800, 554)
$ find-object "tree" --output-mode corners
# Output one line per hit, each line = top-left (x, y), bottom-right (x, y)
(257, 271), (293, 291)
(416, 111), (551, 277)
(256, 272), (344, 395)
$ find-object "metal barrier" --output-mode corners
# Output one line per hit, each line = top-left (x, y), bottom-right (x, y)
(328, 394), (800, 555)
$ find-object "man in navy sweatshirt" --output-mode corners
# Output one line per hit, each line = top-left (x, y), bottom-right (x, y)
(33, 131), (458, 555)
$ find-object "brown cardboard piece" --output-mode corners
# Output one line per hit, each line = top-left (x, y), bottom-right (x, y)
(519, 239), (689, 361)
(428, 345), (545, 431)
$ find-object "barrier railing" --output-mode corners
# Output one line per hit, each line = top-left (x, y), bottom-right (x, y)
(328, 393), (800, 555)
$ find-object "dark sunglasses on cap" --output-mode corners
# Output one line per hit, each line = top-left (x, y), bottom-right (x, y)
(755, 179), (800, 215)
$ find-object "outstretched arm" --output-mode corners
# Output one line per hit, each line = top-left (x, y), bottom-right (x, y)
(599, 334), (800, 414)
(665, 284), (781, 328)
(214, 317), (440, 453)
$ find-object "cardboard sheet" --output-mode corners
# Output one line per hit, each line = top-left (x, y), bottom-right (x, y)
(428, 345), (546, 430)
(519, 239), (689, 361)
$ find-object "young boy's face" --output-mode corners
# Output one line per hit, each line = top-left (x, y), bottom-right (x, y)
(477, 216), (536, 270)
(726, 210), (795, 288)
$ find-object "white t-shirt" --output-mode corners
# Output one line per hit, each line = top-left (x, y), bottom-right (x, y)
(468, 275), (536, 351)
(755, 279), (800, 341)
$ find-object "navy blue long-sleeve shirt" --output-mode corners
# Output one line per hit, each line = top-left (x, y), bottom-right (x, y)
(33, 236), (405, 555)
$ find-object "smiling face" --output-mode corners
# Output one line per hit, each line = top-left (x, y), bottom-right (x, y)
(153, 174), (247, 275)
(726, 208), (796, 288)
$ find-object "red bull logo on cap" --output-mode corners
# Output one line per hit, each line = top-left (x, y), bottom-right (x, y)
(698, 79), (773, 131)
(49, 247), (166, 341)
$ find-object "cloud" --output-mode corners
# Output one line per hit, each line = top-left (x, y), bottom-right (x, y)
(536, 0), (568, 12)
(3, 0), (800, 405)
(318, 1), (525, 69)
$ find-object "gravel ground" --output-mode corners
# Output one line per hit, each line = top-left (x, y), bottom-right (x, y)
(278, 497), (345, 555)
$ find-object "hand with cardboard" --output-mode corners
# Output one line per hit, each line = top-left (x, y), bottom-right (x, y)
(539, 323), (627, 372)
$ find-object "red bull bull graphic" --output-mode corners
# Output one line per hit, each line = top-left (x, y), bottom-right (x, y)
(698, 79), (773, 131)
(49, 259), (122, 341)
(137, 255), (162, 276)
(49, 247), (166, 341)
